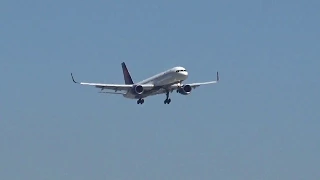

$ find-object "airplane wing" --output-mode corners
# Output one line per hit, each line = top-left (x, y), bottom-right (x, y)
(70, 73), (154, 91)
(146, 72), (219, 96)
(184, 80), (218, 89)
(186, 71), (219, 88)
(172, 71), (219, 89)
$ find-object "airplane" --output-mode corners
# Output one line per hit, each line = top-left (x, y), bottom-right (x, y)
(71, 62), (219, 105)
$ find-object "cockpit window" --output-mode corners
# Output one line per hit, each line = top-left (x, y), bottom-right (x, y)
(176, 69), (186, 72)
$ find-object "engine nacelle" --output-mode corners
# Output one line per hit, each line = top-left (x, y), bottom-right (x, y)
(133, 85), (144, 95)
(177, 84), (192, 95)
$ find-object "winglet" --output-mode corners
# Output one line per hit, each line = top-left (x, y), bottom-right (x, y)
(217, 71), (219, 81)
(71, 73), (78, 83)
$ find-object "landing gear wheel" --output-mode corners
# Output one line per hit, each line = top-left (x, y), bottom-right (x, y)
(164, 91), (171, 104)
(164, 98), (171, 104)
(137, 98), (144, 104)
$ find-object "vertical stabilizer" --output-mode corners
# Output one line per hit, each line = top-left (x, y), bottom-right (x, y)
(121, 62), (134, 84)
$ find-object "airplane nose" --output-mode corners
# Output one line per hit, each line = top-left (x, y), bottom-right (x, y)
(179, 71), (188, 78)
(183, 71), (188, 76)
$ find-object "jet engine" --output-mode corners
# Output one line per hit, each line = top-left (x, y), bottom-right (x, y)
(177, 84), (192, 95)
(133, 85), (144, 95)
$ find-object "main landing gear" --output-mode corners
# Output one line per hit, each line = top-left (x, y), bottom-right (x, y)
(136, 91), (172, 105)
(164, 91), (171, 104)
(137, 98), (144, 104)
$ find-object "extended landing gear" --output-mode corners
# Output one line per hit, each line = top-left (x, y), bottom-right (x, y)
(137, 98), (144, 104)
(164, 98), (171, 104)
(164, 91), (171, 104)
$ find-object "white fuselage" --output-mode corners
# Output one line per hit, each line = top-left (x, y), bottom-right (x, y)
(123, 66), (188, 99)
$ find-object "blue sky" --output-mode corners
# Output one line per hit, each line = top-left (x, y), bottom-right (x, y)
(1, 0), (319, 179)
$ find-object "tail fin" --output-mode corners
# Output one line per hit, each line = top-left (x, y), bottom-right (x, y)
(121, 62), (134, 84)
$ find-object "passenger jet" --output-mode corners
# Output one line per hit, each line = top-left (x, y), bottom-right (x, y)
(71, 62), (219, 104)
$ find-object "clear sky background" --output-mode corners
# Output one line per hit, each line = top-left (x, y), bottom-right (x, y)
(1, 0), (319, 179)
